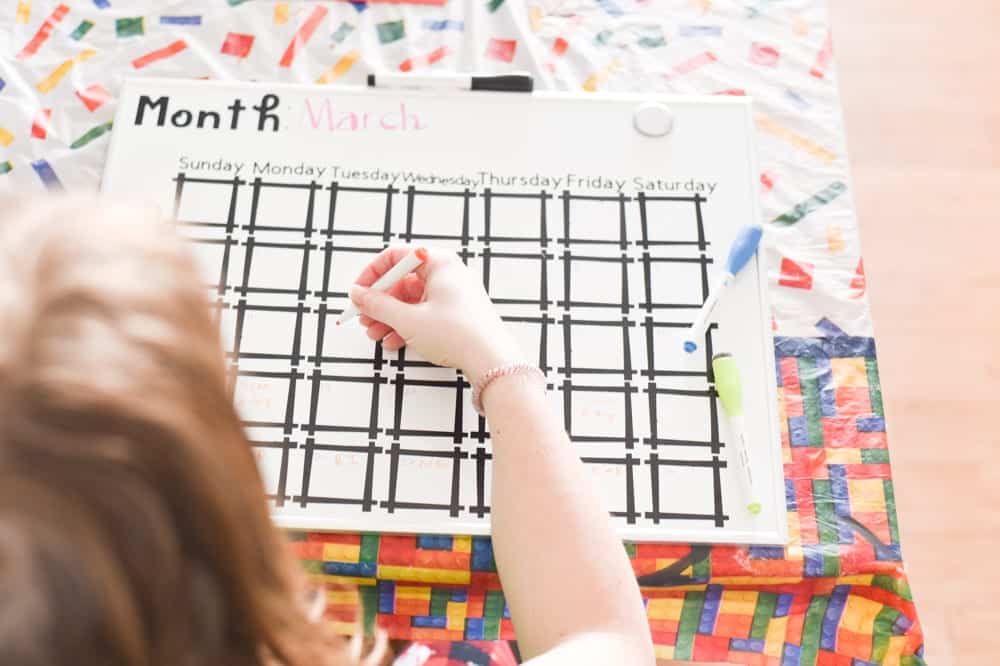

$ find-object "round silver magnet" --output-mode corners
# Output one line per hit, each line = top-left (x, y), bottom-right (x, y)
(633, 102), (674, 137)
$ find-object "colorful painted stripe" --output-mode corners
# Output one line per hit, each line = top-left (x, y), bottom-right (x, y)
(0, 128), (13, 147)
(756, 114), (838, 164)
(36, 49), (97, 94)
(0, 161), (12, 175)
(70, 121), (112, 149)
(160, 15), (202, 26)
(399, 46), (450, 72)
(69, 19), (94, 40)
(279, 5), (329, 67)
(31, 159), (63, 189)
(773, 182), (846, 225)
(132, 39), (188, 69)
(316, 50), (360, 83)
(16, 3), (70, 60)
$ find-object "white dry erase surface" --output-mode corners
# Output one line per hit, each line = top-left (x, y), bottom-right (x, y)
(101, 78), (787, 545)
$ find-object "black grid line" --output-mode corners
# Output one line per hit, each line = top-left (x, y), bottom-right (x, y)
(326, 182), (396, 244)
(249, 437), (297, 507)
(558, 251), (634, 313)
(481, 248), (553, 308)
(172, 174), (743, 530)
(582, 454), (640, 524)
(636, 192), (709, 250)
(381, 442), (468, 517)
(480, 188), (551, 245)
(295, 440), (383, 511)
(559, 191), (631, 249)
(558, 315), (636, 378)
(646, 454), (728, 527)
(644, 384), (723, 453)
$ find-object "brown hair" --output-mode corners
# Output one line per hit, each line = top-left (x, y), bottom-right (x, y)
(0, 197), (378, 665)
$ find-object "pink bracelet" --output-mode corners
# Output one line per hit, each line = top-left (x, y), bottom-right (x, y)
(470, 363), (545, 415)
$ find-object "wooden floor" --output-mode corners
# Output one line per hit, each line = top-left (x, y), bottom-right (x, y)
(830, 1), (1000, 663)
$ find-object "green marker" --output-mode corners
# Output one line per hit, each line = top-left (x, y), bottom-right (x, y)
(712, 353), (761, 515)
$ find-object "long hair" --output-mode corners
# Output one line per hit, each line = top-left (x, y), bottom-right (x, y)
(0, 196), (382, 666)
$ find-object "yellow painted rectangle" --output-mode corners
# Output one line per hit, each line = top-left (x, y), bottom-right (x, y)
(316, 50), (360, 84)
(396, 585), (432, 601)
(831, 357), (868, 388)
(274, 2), (289, 24)
(326, 588), (360, 606)
(323, 543), (360, 562)
(16, 1), (30, 24)
(826, 447), (862, 464)
(765, 615), (788, 656)
(836, 574), (874, 586)
(37, 49), (97, 94)
(654, 645), (675, 659)
(377, 565), (470, 585)
(0, 128), (13, 147)
(322, 575), (376, 587)
(719, 590), (758, 616)
(756, 114), (837, 164)
(714, 576), (802, 585)
(647, 597), (684, 620)
(453, 536), (471, 553)
(848, 478), (886, 513)
(840, 595), (882, 634)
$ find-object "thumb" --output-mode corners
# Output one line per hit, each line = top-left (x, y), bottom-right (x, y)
(350, 285), (418, 331)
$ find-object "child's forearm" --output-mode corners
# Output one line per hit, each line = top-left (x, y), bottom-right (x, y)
(483, 374), (654, 663)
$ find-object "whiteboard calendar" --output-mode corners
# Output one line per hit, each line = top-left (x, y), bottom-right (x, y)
(102, 77), (787, 545)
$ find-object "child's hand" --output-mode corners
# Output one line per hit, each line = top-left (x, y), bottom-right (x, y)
(349, 245), (524, 379)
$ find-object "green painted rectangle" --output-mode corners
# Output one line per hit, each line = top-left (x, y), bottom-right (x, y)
(0, 161), (12, 175)
(359, 534), (379, 564)
(70, 19), (94, 40)
(871, 605), (901, 661)
(624, 542), (637, 559)
(799, 595), (830, 666)
(865, 357), (884, 417)
(673, 591), (705, 660)
(798, 358), (824, 446)
(884, 479), (901, 544)
(750, 592), (777, 640)
(376, 20), (405, 44)
(484, 590), (505, 619)
(813, 480), (840, 545)
(861, 448), (891, 464)
(430, 588), (450, 616)
(486, 0), (505, 12)
(359, 585), (377, 635)
(116, 17), (145, 38)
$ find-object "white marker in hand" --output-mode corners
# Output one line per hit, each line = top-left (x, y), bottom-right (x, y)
(336, 247), (428, 326)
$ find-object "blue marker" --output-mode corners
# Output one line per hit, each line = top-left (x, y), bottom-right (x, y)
(683, 224), (763, 353)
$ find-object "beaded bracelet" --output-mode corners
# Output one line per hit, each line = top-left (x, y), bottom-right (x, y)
(470, 363), (545, 415)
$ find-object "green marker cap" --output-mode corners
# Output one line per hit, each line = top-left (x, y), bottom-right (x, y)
(712, 353), (743, 418)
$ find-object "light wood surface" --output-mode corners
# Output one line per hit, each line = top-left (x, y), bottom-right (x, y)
(830, 1), (1000, 664)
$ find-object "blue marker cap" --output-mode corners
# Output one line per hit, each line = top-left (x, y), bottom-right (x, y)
(724, 224), (764, 277)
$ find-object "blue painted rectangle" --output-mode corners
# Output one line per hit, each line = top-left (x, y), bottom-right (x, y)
(423, 19), (464, 31)
(774, 593), (794, 618)
(465, 618), (485, 640)
(697, 584), (723, 634)
(730, 637), (766, 652)
(820, 585), (850, 651)
(160, 15), (202, 25)
(679, 24), (723, 37)
(856, 415), (885, 432)
(789, 415), (809, 446)
(322, 561), (376, 577)
(412, 615), (448, 628)
(417, 535), (454, 550)
(31, 160), (63, 190)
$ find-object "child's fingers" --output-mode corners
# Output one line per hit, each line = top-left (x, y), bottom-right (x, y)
(381, 332), (405, 351)
(354, 245), (427, 287)
(400, 273), (426, 303)
(365, 322), (393, 342)
(359, 314), (374, 327)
